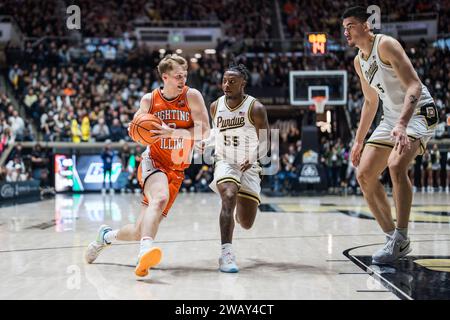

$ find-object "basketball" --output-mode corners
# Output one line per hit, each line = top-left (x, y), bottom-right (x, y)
(129, 113), (163, 145)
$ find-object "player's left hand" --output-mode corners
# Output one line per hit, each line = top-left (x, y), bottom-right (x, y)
(151, 122), (175, 138)
(391, 123), (410, 155)
(240, 159), (252, 172)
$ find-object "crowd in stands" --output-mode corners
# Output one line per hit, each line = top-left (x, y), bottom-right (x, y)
(0, 142), (51, 189)
(1, 1), (449, 195)
(6, 37), (448, 144)
(0, 0), (64, 37)
(2, 40), (450, 193)
(280, 0), (449, 39)
(1, 0), (275, 42)
(3, 0), (446, 39)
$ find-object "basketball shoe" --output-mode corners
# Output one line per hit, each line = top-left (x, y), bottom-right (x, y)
(135, 247), (162, 277)
(372, 230), (412, 264)
(219, 251), (239, 273)
(85, 225), (112, 264)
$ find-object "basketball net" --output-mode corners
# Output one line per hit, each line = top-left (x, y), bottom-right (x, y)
(312, 96), (327, 114)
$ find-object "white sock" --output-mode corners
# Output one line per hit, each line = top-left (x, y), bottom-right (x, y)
(395, 228), (408, 239)
(103, 230), (118, 244)
(139, 237), (154, 257)
(385, 230), (394, 236)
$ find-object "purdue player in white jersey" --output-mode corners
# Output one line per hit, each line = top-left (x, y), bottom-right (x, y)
(342, 7), (438, 264)
(207, 64), (270, 272)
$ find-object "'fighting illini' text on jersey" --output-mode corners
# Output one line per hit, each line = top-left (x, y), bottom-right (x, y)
(144, 86), (194, 171)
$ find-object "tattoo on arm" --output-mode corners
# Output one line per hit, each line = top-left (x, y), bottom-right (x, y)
(409, 95), (418, 106)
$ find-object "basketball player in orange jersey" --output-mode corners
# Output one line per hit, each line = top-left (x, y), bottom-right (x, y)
(343, 7), (437, 264)
(85, 54), (210, 277)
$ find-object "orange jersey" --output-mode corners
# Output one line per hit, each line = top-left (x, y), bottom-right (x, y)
(147, 86), (194, 171)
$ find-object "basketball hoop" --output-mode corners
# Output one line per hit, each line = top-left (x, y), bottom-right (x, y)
(312, 96), (327, 114)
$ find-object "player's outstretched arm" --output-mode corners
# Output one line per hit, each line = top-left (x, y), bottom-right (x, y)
(351, 55), (379, 166)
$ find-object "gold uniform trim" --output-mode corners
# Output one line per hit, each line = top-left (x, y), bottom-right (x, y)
(247, 98), (256, 125)
(365, 140), (394, 149)
(359, 34), (378, 62)
(217, 176), (241, 188)
(407, 135), (426, 155)
(211, 99), (219, 119)
(367, 137), (426, 155)
(238, 189), (261, 204)
(237, 194), (260, 204)
(225, 95), (249, 112)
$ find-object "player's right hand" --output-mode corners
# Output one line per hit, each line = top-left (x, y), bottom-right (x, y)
(350, 141), (364, 167)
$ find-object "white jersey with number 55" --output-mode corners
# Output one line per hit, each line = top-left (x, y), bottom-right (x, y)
(212, 94), (259, 165)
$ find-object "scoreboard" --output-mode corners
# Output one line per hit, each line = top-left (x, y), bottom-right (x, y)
(305, 32), (328, 56)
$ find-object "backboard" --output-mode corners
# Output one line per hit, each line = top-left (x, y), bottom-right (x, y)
(289, 70), (347, 106)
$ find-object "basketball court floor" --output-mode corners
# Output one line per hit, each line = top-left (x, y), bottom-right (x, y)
(0, 192), (449, 300)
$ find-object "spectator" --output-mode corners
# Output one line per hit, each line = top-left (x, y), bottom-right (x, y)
(23, 89), (38, 112)
(421, 149), (432, 192)
(81, 114), (91, 142)
(92, 117), (110, 142)
(8, 64), (22, 90)
(0, 166), (7, 181)
(194, 165), (213, 192)
(71, 117), (82, 143)
(30, 143), (50, 185)
(8, 111), (25, 141)
(110, 118), (125, 141)
(6, 164), (28, 182)
(430, 143), (441, 191)
(120, 143), (131, 170)
(0, 127), (15, 155)
(101, 141), (115, 194)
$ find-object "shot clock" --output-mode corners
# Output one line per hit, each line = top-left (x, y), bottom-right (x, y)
(305, 32), (328, 56)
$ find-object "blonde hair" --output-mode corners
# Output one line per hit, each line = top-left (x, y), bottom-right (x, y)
(157, 54), (188, 77)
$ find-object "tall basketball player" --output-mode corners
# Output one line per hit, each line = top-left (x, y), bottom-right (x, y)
(342, 7), (437, 264)
(206, 64), (270, 272)
(85, 54), (210, 277)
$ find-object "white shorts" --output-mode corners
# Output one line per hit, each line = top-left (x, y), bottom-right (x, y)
(209, 160), (262, 204)
(366, 104), (437, 155)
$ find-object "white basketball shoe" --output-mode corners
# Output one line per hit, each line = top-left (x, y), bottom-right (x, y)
(219, 251), (239, 273)
(85, 225), (112, 264)
(372, 230), (412, 264)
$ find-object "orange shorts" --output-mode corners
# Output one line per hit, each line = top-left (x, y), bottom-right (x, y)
(137, 159), (184, 217)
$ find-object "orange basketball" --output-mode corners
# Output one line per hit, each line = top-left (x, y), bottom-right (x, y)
(129, 113), (163, 145)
